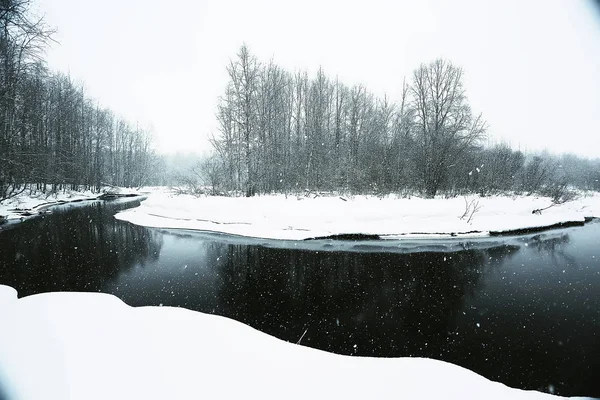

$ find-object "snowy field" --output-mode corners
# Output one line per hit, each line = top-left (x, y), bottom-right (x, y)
(115, 190), (600, 240)
(0, 284), (592, 400)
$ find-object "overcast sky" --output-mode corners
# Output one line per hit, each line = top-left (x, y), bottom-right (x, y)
(33, 0), (600, 158)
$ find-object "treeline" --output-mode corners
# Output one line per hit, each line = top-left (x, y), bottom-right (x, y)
(460, 147), (600, 200)
(209, 45), (599, 198)
(1, 0), (157, 201)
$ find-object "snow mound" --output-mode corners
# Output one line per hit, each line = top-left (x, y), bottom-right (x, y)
(0, 286), (589, 400)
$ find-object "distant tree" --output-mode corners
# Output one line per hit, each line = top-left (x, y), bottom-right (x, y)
(201, 155), (224, 195)
(255, 60), (292, 192)
(388, 79), (416, 192)
(477, 144), (524, 194)
(213, 84), (241, 192)
(227, 44), (259, 197)
(410, 59), (486, 197)
(521, 155), (552, 195)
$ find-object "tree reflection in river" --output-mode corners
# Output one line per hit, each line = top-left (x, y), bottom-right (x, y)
(0, 201), (163, 296)
(525, 233), (578, 269)
(215, 243), (520, 358)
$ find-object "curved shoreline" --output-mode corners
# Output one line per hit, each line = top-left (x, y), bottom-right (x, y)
(5, 189), (598, 242)
(0, 194), (145, 230)
(114, 192), (599, 242)
(304, 219), (594, 241)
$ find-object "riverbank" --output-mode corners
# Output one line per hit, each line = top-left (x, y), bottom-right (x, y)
(0, 187), (143, 223)
(0, 284), (574, 400)
(115, 190), (600, 240)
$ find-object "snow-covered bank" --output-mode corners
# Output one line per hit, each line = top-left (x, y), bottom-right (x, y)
(0, 187), (146, 223)
(0, 285), (587, 400)
(0, 189), (99, 221)
(115, 191), (600, 241)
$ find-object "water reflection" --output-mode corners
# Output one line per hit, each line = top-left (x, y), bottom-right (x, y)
(0, 200), (163, 296)
(525, 233), (578, 269)
(214, 244), (520, 358)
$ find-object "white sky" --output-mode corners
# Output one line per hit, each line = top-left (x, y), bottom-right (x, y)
(33, 0), (600, 158)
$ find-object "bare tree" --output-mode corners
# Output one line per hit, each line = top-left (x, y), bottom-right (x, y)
(410, 59), (487, 197)
(227, 44), (259, 197)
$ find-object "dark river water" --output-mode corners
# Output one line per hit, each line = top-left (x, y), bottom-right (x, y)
(0, 200), (599, 397)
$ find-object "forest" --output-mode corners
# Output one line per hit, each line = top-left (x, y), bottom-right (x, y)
(2, 0), (598, 202)
(0, 0), (158, 201)
(206, 45), (600, 199)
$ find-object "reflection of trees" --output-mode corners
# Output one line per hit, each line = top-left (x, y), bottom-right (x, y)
(0, 201), (162, 296)
(526, 233), (578, 269)
(213, 243), (520, 357)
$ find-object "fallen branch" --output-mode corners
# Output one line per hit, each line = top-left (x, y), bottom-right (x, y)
(532, 204), (555, 215)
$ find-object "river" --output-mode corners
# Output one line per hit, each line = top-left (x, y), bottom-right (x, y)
(0, 200), (598, 397)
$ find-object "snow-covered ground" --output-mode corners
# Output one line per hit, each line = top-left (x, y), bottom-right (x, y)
(115, 190), (600, 240)
(0, 284), (590, 400)
(3, 186), (599, 240)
